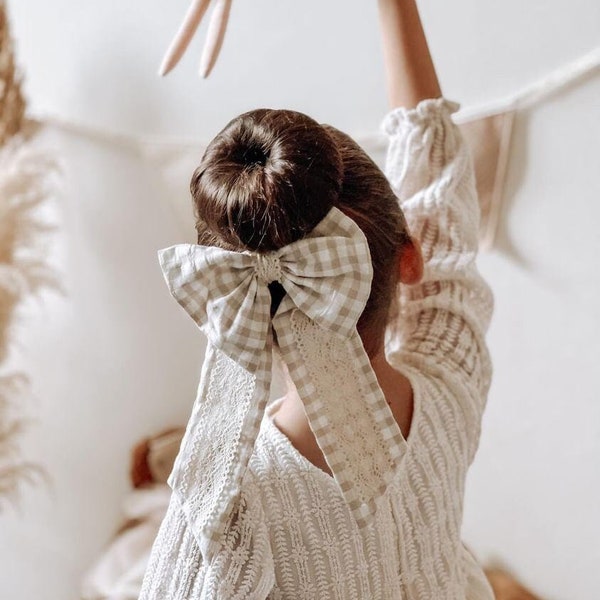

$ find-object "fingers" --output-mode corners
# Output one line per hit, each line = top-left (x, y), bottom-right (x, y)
(159, 0), (212, 76)
(199, 0), (233, 78)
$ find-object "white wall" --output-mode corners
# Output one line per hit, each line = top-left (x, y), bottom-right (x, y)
(3, 1), (600, 599)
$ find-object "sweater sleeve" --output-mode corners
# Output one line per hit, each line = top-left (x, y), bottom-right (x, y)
(139, 477), (275, 600)
(381, 97), (494, 438)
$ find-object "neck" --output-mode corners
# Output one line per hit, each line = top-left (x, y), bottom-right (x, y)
(272, 345), (414, 444)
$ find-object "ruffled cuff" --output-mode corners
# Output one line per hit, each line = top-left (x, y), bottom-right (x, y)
(379, 97), (464, 196)
(380, 97), (460, 137)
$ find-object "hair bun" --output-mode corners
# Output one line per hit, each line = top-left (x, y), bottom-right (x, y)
(191, 108), (343, 252)
(237, 142), (270, 169)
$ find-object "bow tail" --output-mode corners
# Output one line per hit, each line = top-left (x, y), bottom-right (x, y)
(167, 340), (273, 562)
(273, 308), (409, 528)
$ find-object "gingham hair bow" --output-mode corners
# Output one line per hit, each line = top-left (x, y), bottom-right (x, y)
(158, 206), (408, 563)
(158, 217), (368, 373)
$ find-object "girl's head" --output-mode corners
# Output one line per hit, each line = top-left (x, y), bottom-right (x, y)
(191, 108), (421, 359)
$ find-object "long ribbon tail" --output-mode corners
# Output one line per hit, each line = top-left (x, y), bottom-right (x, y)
(274, 308), (408, 528)
(168, 342), (272, 562)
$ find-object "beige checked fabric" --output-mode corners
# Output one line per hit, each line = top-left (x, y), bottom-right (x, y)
(157, 205), (407, 562)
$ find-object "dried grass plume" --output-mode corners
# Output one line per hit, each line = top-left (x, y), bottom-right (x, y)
(0, 0), (63, 511)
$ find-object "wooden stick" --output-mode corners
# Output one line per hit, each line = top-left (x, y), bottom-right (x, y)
(159, 0), (212, 76)
(199, 0), (233, 78)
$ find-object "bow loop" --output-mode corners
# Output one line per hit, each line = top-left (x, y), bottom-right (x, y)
(158, 244), (271, 372)
(277, 234), (371, 337)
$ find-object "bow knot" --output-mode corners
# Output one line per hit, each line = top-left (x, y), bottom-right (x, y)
(255, 252), (283, 284)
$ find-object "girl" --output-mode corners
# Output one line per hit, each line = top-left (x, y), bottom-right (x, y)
(139, 1), (528, 598)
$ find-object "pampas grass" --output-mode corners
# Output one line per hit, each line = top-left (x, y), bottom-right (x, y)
(0, 0), (64, 511)
(0, 373), (47, 513)
(0, 129), (63, 511)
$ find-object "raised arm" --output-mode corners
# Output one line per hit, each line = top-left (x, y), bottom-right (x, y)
(377, 0), (441, 109)
(378, 0), (494, 460)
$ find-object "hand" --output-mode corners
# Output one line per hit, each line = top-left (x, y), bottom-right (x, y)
(159, 0), (233, 79)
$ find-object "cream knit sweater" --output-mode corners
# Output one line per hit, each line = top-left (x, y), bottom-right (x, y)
(139, 97), (495, 600)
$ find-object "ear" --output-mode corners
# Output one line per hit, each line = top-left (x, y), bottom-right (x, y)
(397, 237), (424, 285)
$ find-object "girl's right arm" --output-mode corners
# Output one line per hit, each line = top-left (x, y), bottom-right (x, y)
(378, 1), (494, 460)
(377, 0), (441, 109)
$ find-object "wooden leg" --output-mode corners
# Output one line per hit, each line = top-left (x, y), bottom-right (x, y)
(484, 568), (543, 600)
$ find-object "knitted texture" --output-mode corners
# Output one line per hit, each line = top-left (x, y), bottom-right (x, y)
(139, 96), (495, 599)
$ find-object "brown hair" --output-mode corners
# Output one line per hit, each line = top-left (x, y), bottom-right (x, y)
(191, 108), (409, 358)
